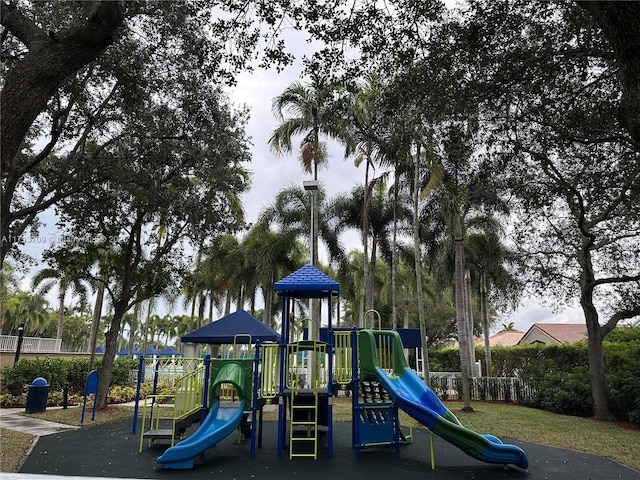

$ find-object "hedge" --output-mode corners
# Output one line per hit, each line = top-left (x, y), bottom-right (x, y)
(429, 340), (640, 423)
(1, 357), (138, 396)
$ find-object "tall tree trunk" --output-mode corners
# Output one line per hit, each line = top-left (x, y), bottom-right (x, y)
(224, 292), (231, 316)
(391, 161), (399, 330)
(455, 236), (473, 411)
(362, 143), (374, 329)
(236, 285), (244, 311)
(127, 301), (140, 358)
(366, 237), (377, 329)
(578, 226), (615, 420)
(464, 270), (476, 374)
(480, 271), (492, 376)
(197, 290), (206, 328)
(142, 300), (152, 353)
(98, 300), (127, 408)
(263, 282), (274, 328)
(586, 324), (612, 420)
(208, 292), (215, 324)
(413, 144), (430, 385)
(88, 284), (104, 370)
(56, 285), (66, 340)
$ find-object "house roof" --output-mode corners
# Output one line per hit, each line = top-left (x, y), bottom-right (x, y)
(518, 323), (588, 345)
(181, 309), (281, 344)
(474, 330), (524, 347)
(273, 264), (340, 298)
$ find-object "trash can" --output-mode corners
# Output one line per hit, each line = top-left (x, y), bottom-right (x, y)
(25, 377), (49, 413)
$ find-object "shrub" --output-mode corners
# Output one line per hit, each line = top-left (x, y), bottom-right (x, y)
(532, 366), (593, 417)
(110, 358), (138, 385)
(107, 385), (137, 404)
(2, 357), (69, 395)
(432, 340), (640, 423)
(605, 340), (640, 423)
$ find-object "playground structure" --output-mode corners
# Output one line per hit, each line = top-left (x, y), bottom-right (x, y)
(133, 264), (528, 471)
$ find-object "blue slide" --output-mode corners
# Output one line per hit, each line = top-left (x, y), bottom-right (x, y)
(360, 330), (528, 469)
(157, 399), (246, 469)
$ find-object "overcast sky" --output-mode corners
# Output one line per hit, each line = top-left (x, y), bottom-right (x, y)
(226, 39), (584, 334)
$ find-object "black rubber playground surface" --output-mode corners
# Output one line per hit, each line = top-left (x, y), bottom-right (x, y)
(20, 419), (640, 480)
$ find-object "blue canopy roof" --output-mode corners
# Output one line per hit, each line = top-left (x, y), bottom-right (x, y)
(273, 264), (340, 298)
(94, 346), (105, 354)
(145, 347), (159, 356)
(116, 348), (143, 356)
(181, 309), (281, 344)
(158, 346), (184, 357)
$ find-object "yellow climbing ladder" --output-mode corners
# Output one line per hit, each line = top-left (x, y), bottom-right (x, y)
(289, 383), (319, 458)
(288, 340), (324, 459)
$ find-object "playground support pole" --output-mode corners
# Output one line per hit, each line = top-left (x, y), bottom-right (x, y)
(351, 327), (360, 455)
(430, 432), (435, 470)
(201, 355), (211, 424)
(132, 356), (144, 434)
(251, 341), (261, 457)
(326, 292), (334, 458)
(277, 295), (288, 458)
(152, 359), (160, 396)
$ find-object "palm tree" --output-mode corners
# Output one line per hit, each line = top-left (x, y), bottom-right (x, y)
(61, 302), (92, 352)
(335, 250), (366, 327)
(422, 145), (473, 408)
(342, 74), (389, 327)
(31, 267), (88, 340)
(333, 180), (408, 327)
(448, 183), (473, 411)
(501, 322), (516, 331)
(413, 141), (433, 385)
(243, 222), (306, 328)
(465, 216), (523, 376)
(259, 185), (347, 270)
(269, 76), (346, 182)
(0, 262), (20, 332)
(4, 290), (52, 336)
(269, 76), (348, 340)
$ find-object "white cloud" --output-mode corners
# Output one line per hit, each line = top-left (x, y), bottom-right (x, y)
(495, 297), (584, 334)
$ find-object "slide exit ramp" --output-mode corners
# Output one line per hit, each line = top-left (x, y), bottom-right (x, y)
(157, 361), (251, 469)
(358, 330), (529, 470)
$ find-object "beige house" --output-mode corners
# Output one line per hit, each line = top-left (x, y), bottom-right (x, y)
(517, 323), (588, 345)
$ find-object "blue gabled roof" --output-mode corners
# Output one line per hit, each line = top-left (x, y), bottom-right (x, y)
(181, 309), (281, 344)
(273, 264), (340, 296)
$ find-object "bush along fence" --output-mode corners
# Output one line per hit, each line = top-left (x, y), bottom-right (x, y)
(428, 336), (640, 424)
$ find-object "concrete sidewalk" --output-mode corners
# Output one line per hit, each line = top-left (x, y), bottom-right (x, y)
(0, 407), (80, 436)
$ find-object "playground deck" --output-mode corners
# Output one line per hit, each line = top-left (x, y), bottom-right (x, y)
(18, 419), (639, 480)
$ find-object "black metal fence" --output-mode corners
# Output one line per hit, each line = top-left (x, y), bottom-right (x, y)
(429, 375), (538, 404)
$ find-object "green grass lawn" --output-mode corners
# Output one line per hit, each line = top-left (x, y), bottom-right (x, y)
(1, 400), (638, 473)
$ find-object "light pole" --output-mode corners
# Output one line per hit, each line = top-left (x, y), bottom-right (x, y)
(303, 180), (319, 266)
(14, 323), (25, 365)
(303, 180), (319, 388)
